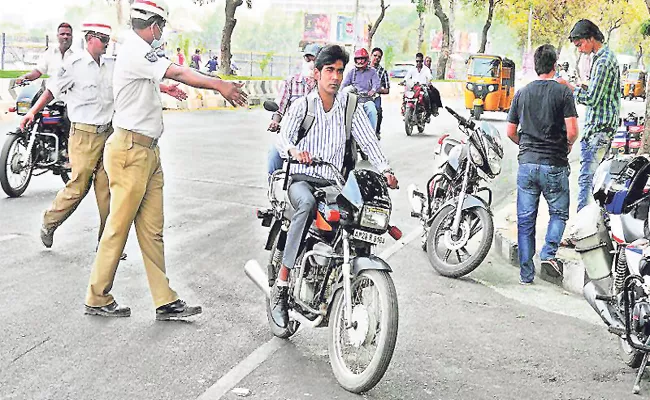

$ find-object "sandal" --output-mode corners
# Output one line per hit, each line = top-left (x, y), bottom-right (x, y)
(559, 237), (576, 248)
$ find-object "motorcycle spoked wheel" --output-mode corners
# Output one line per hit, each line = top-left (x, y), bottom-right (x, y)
(0, 134), (34, 197)
(619, 336), (644, 368)
(265, 232), (300, 339)
(426, 204), (493, 278)
(404, 108), (414, 136)
(328, 270), (398, 394)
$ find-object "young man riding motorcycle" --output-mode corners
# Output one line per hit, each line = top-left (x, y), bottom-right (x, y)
(404, 52), (443, 120)
(341, 48), (381, 130)
(271, 44), (399, 328)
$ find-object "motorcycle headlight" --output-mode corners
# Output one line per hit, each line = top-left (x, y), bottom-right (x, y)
(488, 85), (495, 92)
(405, 90), (415, 98)
(17, 101), (31, 115)
(360, 206), (390, 230)
(466, 83), (474, 90)
(487, 147), (502, 175)
(469, 144), (483, 166)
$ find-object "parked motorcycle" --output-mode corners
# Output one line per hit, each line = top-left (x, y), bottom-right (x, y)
(0, 81), (70, 197)
(245, 120), (402, 392)
(407, 106), (503, 278)
(400, 82), (431, 136)
(577, 154), (650, 394)
(611, 112), (644, 156)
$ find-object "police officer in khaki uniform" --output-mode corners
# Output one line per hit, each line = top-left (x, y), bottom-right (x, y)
(21, 22), (117, 251)
(85, 0), (247, 320)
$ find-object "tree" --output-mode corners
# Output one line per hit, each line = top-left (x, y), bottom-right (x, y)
(413, 1), (426, 53)
(473, 0), (502, 53)
(423, 0), (451, 79)
(367, 0), (390, 50)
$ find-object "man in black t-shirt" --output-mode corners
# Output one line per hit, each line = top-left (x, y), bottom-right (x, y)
(506, 44), (579, 285)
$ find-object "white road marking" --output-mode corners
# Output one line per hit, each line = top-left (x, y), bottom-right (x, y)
(196, 227), (421, 399)
(0, 234), (20, 243)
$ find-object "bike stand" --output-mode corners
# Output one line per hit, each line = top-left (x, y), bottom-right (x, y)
(633, 352), (649, 394)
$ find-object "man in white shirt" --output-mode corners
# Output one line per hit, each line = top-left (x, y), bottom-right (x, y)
(404, 52), (443, 118)
(16, 22), (75, 85)
(85, 0), (247, 320)
(20, 22), (118, 254)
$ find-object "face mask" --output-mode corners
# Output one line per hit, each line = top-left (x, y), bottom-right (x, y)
(301, 60), (315, 78)
(150, 23), (164, 49)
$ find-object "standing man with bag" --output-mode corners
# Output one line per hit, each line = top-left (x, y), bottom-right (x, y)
(84, 0), (247, 320)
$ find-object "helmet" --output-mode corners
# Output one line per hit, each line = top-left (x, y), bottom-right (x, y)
(131, 0), (169, 21)
(354, 48), (369, 60)
(303, 43), (321, 57)
(81, 21), (112, 37)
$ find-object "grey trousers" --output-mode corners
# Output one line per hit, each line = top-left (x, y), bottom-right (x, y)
(282, 176), (330, 269)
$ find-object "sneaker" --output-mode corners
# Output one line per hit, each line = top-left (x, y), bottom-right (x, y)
(541, 258), (564, 278)
(519, 279), (534, 286)
(270, 283), (289, 328)
(40, 225), (55, 248)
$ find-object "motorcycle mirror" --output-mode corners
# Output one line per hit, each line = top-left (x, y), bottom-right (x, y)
(263, 100), (279, 113)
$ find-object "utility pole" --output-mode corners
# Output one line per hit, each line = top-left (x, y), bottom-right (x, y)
(354, 0), (360, 47)
(526, 3), (532, 53)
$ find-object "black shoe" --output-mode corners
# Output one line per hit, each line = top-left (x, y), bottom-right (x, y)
(40, 226), (55, 248)
(84, 301), (131, 317)
(155, 299), (202, 321)
(541, 258), (564, 278)
(270, 284), (289, 328)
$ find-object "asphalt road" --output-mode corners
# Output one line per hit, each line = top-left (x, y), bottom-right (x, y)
(0, 97), (648, 400)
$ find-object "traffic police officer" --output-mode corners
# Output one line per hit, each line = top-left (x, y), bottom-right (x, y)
(85, 0), (247, 320)
(21, 22), (116, 252)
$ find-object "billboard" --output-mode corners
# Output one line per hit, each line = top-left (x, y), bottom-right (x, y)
(303, 14), (330, 41)
(336, 16), (355, 43)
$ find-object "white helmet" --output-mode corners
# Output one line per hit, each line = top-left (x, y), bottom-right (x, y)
(130, 0), (169, 21)
(81, 21), (112, 37)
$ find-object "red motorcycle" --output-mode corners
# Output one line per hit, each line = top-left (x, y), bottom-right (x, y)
(401, 82), (429, 136)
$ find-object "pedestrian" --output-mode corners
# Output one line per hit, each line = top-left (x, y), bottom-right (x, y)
(266, 43), (319, 176)
(175, 47), (185, 66)
(424, 55), (432, 71)
(84, 0), (247, 320)
(16, 22), (75, 85)
(370, 47), (390, 139)
(190, 48), (201, 70)
(557, 19), (621, 246)
(506, 44), (579, 284)
(205, 55), (219, 75)
(19, 22), (117, 253)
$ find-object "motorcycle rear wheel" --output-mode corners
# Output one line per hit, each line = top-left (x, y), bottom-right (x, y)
(620, 337), (644, 368)
(426, 204), (493, 278)
(328, 270), (398, 393)
(0, 134), (33, 197)
(404, 108), (414, 136)
(265, 232), (300, 339)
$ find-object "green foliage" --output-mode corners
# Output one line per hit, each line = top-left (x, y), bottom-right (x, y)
(383, 46), (396, 70)
(259, 51), (274, 75)
(0, 71), (35, 78)
(641, 19), (650, 37)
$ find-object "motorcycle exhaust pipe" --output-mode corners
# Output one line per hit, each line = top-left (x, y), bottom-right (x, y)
(583, 279), (624, 330)
(244, 260), (270, 300)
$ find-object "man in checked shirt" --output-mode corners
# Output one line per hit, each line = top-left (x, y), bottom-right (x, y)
(370, 47), (390, 139)
(266, 43), (320, 176)
(269, 44), (399, 328)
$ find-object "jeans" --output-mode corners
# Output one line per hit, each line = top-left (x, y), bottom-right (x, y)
(517, 163), (570, 283)
(374, 97), (383, 136)
(578, 132), (610, 212)
(362, 101), (378, 130)
(267, 145), (284, 177)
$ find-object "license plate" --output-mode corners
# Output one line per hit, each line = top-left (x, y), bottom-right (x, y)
(352, 229), (385, 245)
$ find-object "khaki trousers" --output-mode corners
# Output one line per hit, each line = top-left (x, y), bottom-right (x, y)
(85, 128), (178, 308)
(42, 124), (111, 241)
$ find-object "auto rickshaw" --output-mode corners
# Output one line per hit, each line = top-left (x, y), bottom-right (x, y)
(464, 55), (515, 120)
(622, 69), (646, 100)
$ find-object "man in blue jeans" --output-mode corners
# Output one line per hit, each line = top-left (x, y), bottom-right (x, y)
(506, 44), (579, 284)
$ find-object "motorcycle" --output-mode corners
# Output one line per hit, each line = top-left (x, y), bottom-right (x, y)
(245, 105), (402, 392)
(400, 81), (435, 136)
(576, 154), (650, 394)
(611, 112), (644, 156)
(0, 81), (71, 197)
(407, 106), (503, 278)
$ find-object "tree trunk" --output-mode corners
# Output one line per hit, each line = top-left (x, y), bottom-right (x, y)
(637, 44), (644, 69)
(432, 0), (450, 80)
(446, 0), (456, 78)
(368, 0), (389, 50)
(220, 0), (243, 75)
(478, 0), (495, 54)
(417, 11), (425, 53)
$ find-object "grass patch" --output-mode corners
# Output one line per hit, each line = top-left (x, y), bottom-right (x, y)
(0, 70), (49, 79)
(219, 75), (283, 81)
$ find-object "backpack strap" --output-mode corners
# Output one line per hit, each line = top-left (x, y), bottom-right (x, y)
(295, 94), (316, 146)
(341, 92), (359, 178)
(345, 92), (358, 140)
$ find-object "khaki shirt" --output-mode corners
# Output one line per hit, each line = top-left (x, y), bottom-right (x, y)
(112, 31), (172, 139)
(47, 50), (114, 125)
(36, 46), (76, 76)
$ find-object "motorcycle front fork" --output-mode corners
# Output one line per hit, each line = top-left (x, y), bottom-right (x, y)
(451, 159), (471, 235)
(342, 231), (354, 329)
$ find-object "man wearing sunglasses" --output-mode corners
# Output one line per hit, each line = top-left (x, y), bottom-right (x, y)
(16, 22), (75, 86)
(557, 20), (620, 221)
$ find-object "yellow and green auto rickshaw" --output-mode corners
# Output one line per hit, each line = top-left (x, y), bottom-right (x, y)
(622, 69), (646, 101)
(464, 55), (515, 120)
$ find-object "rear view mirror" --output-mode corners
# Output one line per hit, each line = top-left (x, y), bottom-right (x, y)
(263, 100), (279, 112)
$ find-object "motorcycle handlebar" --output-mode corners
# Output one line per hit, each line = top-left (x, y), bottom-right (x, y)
(445, 106), (475, 130)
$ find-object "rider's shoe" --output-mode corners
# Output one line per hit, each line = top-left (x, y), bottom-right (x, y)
(40, 225), (56, 248)
(270, 283), (289, 328)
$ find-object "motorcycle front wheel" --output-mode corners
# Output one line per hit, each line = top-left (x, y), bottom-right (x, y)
(328, 269), (398, 393)
(404, 108), (414, 136)
(426, 204), (494, 278)
(0, 134), (34, 197)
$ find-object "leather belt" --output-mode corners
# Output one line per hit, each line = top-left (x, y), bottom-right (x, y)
(74, 122), (112, 134)
(130, 131), (159, 149)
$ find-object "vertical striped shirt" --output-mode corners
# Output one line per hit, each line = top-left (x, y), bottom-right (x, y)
(274, 74), (317, 120)
(573, 45), (621, 141)
(276, 91), (391, 181)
